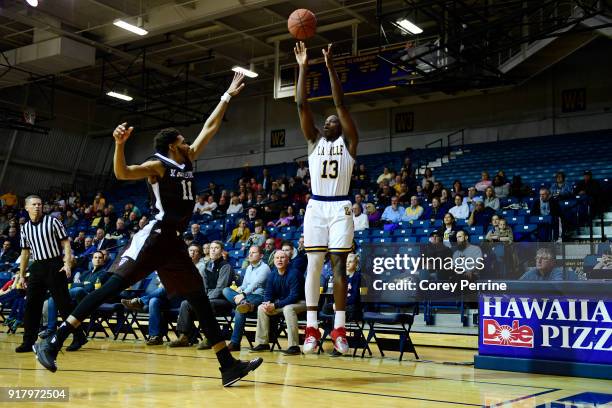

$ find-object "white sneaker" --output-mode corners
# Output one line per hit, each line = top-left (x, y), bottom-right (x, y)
(302, 326), (320, 354)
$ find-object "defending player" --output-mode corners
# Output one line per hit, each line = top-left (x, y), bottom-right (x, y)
(294, 41), (358, 354)
(34, 72), (263, 387)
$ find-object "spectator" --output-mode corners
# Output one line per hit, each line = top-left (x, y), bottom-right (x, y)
(201, 195), (218, 216)
(227, 218), (250, 245)
(353, 163), (370, 188)
(105, 218), (130, 246)
(261, 168), (272, 192)
(509, 175), (532, 198)
(267, 210), (293, 228)
(244, 219), (267, 248)
(436, 213), (461, 247)
(475, 171), (492, 192)
(487, 214), (500, 233)
(365, 203), (381, 226)
(391, 175), (402, 194)
(397, 183), (410, 205)
(217, 195), (229, 215)
(250, 250), (306, 355)
(439, 188), (453, 212)
(453, 230), (483, 280)
(550, 171), (572, 198)
(519, 247), (580, 281)
(226, 196), (243, 215)
(381, 196), (405, 224)
(423, 197), (445, 221)
(465, 187), (483, 212)
(421, 168), (435, 189)
(64, 210), (78, 229)
(296, 161), (309, 179)
(483, 187), (500, 211)
(376, 183), (392, 207)
(245, 207), (258, 229)
(574, 170), (603, 214)
(322, 253), (362, 323)
(222, 245), (271, 351)
(352, 203), (369, 231)
(354, 193), (367, 213)
(193, 195), (207, 214)
(377, 167), (393, 184)
(532, 188), (560, 217)
(449, 194), (469, 220)
(451, 180), (465, 198)
(423, 232), (453, 281)
(468, 201), (495, 227)
(93, 192), (105, 212)
(0, 240), (18, 264)
(0, 272), (26, 332)
(169, 241), (233, 349)
(202, 242), (211, 262)
(92, 227), (111, 251)
(190, 223), (208, 246)
(262, 238), (276, 266)
(485, 218), (514, 243)
(402, 196), (423, 223)
(492, 175), (509, 199)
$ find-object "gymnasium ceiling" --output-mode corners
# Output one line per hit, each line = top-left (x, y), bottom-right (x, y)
(0, 0), (610, 130)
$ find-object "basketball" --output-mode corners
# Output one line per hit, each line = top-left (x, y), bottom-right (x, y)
(288, 9), (317, 40)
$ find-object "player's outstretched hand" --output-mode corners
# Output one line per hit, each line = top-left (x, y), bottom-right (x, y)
(322, 43), (334, 68)
(294, 41), (308, 66)
(113, 122), (134, 145)
(227, 72), (246, 97)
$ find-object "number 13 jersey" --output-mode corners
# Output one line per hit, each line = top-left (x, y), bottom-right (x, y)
(308, 136), (355, 197)
(147, 152), (195, 231)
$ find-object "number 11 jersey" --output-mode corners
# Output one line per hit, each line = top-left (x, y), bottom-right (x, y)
(148, 152), (195, 232)
(308, 136), (354, 197)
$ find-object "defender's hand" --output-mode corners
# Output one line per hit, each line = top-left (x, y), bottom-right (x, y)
(113, 122), (134, 145)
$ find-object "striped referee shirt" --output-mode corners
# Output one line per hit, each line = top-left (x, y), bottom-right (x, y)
(20, 215), (68, 261)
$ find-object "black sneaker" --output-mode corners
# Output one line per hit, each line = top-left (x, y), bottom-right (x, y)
(15, 343), (34, 353)
(282, 346), (301, 356)
(66, 331), (88, 352)
(249, 344), (270, 352)
(38, 329), (55, 339)
(220, 357), (263, 387)
(34, 338), (61, 372)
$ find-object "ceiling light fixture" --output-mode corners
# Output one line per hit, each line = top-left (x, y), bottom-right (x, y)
(113, 19), (148, 36)
(106, 91), (133, 102)
(25, 0), (39, 7)
(396, 18), (423, 35)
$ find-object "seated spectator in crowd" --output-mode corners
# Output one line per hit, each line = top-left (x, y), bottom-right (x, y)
(322, 253), (362, 325)
(397, 183), (410, 205)
(125, 211), (139, 231)
(0, 271), (26, 332)
(226, 196), (243, 215)
(475, 171), (492, 192)
(64, 209), (78, 229)
(550, 171), (572, 198)
(267, 209), (293, 228)
(594, 243), (612, 270)
(354, 193), (367, 213)
(352, 203), (369, 231)
(105, 218), (130, 246)
(217, 195), (229, 215)
(377, 167), (393, 184)
(439, 189), (453, 212)
(0, 240), (18, 265)
(250, 250), (306, 355)
(245, 207), (258, 229)
(365, 203), (381, 227)
(431, 182), (443, 199)
(449, 194), (470, 220)
(415, 185), (427, 201)
(222, 245), (271, 351)
(227, 218), (251, 245)
(262, 237), (276, 266)
(193, 195), (207, 214)
(244, 219), (267, 248)
(402, 196), (423, 223)
(509, 175), (532, 198)
(465, 187), (483, 212)
(98, 215), (112, 233)
(423, 232), (453, 281)
(436, 213), (461, 247)
(492, 175), (509, 198)
(190, 223), (208, 246)
(90, 210), (103, 228)
(381, 196), (404, 225)
(574, 170), (603, 214)
(169, 241), (233, 349)
(519, 247), (580, 281)
(452, 230), (483, 281)
(485, 218), (514, 243)
(391, 176), (403, 194)
(452, 180), (465, 198)
(201, 195), (218, 216)
(421, 168), (435, 188)
(202, 242), (211, 262)
(353, 163), (370, 188)
(483, 187), (500, 211)
(93, 227), (111, 251)
(423, 197), (445, 221)
(468, 201), (495, 227)
(296, 161), (309, 179)
(532, 188), (560, 217)
(376, 183), (392, 207)
(44, 251), (109, 344)
(487, 214), (500, 233)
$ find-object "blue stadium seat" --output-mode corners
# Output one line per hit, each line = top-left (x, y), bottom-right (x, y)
(394, 237), (417, 243)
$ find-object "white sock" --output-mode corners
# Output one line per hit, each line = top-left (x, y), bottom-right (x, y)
(305, 252), (325, 328)
(334, 311), (346, 329)
(307, 311), (318, 329)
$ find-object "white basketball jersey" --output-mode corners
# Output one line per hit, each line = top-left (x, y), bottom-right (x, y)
(309, 136), (355, 196)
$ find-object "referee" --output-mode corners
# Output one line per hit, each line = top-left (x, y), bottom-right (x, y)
(15, 195), (86, 353)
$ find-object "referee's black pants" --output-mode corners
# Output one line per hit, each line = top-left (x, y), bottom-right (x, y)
(22, 257), (73, 346)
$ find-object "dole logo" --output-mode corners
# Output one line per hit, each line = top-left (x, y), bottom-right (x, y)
(483, 319), (534, 348)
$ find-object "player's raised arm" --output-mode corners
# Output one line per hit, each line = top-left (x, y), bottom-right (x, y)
(323, 44), (358, 156)
(294, 41), (320, 147)
(189, 72), (246, 161)
(113, 123), (163, 180)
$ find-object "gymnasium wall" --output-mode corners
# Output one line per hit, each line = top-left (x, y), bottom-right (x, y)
(121, 36), (611, 172)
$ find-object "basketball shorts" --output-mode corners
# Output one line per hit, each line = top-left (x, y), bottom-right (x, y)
(110, 220), (204, 296)
(303, 198), (354, 254)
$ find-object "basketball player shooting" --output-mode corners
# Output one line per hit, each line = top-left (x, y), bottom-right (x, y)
(294, 41), (358, 354)
(34, 72), (263, 387)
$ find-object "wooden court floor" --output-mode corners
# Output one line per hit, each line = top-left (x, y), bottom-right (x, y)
(1, 333), (610, 407)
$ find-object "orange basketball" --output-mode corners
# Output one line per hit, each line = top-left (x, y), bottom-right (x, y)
(288, 9), (317, 40)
